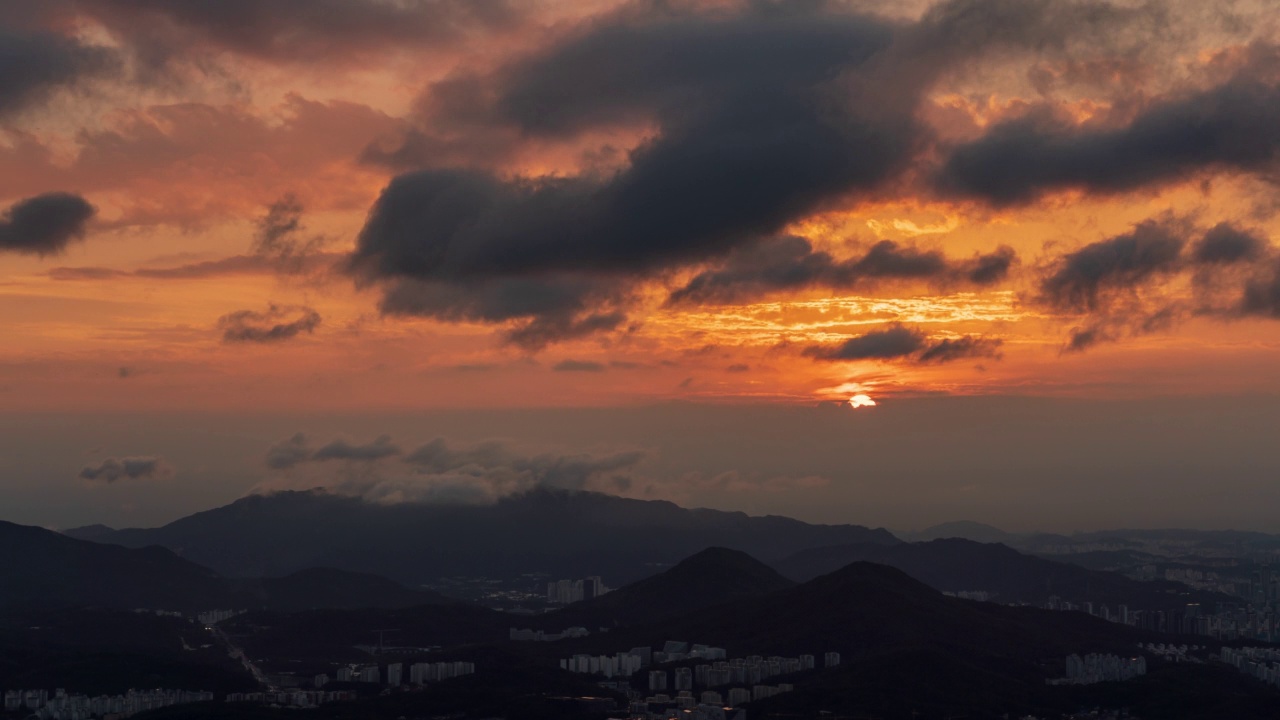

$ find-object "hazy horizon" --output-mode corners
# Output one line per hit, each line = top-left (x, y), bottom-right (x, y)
(6, 393), (1280, 535)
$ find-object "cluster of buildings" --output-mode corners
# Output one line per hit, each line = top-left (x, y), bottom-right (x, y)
(943, 590), (996, 602)
(645, 653), (834, 692)
(1220, 646), (1280, 687)
(1039, 594), (1280, 642)
(3, 688), (213, 719)
(561, 639), (839, 717)
(562, 641), (730, 678)
(509, 626), (590, 641)
(629, 688), (780, 719)
(320, 660), (476, 688)
(226, 690), (356, 707)
(1046, 653), (1147, 685)
(1160, 565), (1280, 604)
(1189, 604), (1280, 642)
(196, 609), (244, 625)
(547, 576), (610, 604)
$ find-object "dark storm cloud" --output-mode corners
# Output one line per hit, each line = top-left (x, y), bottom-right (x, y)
(802, 323), (1001, 364)
(804, 325), (925, 360)
(668, 237), (1016, 304)
(345, 0), (1180, 344)
(1241, 261), (1280, 318)
(965, 245), (1019, 284)
(552, 360), (606, 373)
(1192, 223), (1267, 265)
(217, 304), (321, 343)
(1039, 220), (1186, 311)
(0, 193), (96, 256)
(375, 273), (627, 350)
(1031, 218), (1280, 351)
(74, 0), (520, 63)
(936, 74), (1280, 205)
(1063, 325), (1109, 353)
(78, 456), (172, 483)
(916, 335), (1004, 364)
(0, 28), (117, 117)
(312, 435), (401, 463)
(349, 6), (917, 340)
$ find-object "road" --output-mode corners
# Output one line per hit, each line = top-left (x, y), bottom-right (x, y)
(210, 624), (276, 691)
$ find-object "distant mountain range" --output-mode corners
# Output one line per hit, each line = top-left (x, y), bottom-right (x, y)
(226, 542), (1151, 670)
(226, 543), (1264, 719)
(51, 491), (1248, 614)
(898, 520), (1280, 557)
(64, 489), (898, 584)
(772, 538), (1234, 610)
(0, 520), (452, 612)
(6, 522), (1276, 719)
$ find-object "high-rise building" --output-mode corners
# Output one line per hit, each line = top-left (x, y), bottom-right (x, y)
(727, 688), (751, 707)
(674, 667), (693, 691)
(824, 651), (841, 668)
(649, 670), (668, 691)
(387, 663), (403, 687)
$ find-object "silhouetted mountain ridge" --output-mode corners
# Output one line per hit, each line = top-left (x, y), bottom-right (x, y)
(66, 489), (899, 583)
(0, 520), (451, 612)
(547, 547), (795, 628)
(773, 538), (1232, 610)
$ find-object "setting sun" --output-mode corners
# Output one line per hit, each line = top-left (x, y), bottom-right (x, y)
(849, 394), (878, 409)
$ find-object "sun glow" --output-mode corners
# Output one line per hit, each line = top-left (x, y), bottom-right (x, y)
(848, 394), (877, 409)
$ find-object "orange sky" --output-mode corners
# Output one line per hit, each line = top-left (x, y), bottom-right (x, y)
(2, 0), (1280, 415)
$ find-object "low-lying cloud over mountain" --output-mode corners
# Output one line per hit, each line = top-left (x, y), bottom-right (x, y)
(258, 435), (645, 504)
(79, 456), (173, 483)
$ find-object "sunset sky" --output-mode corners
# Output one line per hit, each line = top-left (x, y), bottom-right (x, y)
(3, 0), (1280, 532)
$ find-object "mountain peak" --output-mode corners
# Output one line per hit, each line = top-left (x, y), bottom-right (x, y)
(549, 546), (794, 628)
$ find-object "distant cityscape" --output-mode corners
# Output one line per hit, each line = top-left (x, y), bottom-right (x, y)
(547, 575), (612, 604)
(3, 688), (214, 720)
(1047, 653), (1147, 685)
(1222, 646), (1280, 689)
(1039, 595), (1280, 642)
(324, 659), (476, 687)
(560, 640), (839, 719)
